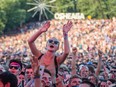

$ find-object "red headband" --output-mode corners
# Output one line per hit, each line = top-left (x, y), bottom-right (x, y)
(10, 62), (20, 67)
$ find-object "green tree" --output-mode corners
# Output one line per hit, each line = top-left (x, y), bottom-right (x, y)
(77, 0), (116, 19)
(0, 0), (31, 34)
(0, 1), (7, 34)
(52, 0), (74, 13)
(105, 0), (116, 18)
(0, 11), (7, 34)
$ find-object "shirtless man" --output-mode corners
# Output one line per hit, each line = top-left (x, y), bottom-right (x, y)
(28, 21), (72, 85)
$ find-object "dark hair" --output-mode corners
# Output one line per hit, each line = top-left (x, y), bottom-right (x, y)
(0, 71), (18, 87)
(69, 75), (81, 84)
(108, 79), (116, 84)
(87, 65), (95, 73)
(9, 59), (22, 70)
(19, 71), (25, 76)
(81, 78), (95, 87)
(44, 69), (51, 76)
(97, 80), (107, 87)
(89, 73), (98, 84)
(25, 65), (32, 69)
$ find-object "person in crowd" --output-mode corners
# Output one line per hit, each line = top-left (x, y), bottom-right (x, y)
(17, 71), (25, 87)
(58, 64), (71, 85)
(98, 79), (108, 87)
(71, 47), (102, 77)
(24, 65), (33, 85)
(79, 78), (95, 87)
(68, 75), (82, 87)
(8, 59), (22, 76)
(88, 74), (98, 86)
(31, 55), (53, 87)
(0, 71), (18, 87)
(107, 79), (116, 86)
(28, 20), (72, 85)
(0, 18), (116, 87)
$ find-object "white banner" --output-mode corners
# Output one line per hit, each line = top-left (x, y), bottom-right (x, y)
(54, 13), (85, 19)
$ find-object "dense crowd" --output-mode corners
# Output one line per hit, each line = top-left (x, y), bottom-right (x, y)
(0, 18), (116, 87)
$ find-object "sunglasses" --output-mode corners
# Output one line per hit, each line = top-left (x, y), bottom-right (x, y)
(48, 39), (59, 45)
(111, 70), (116, 73)
(9, 66), (19, 70)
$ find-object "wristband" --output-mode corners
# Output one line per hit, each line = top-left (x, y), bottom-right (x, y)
(63, 33), (68, 39)
(34, 75), (40, 79)
(63, 33), (68, 36)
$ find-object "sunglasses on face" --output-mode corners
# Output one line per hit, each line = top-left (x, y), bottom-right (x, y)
(9, 66), (19, 70)
(48, 39), (59, 45)
(111, 70), (116, 73)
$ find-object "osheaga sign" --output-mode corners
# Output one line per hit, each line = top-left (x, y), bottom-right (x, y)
(54, 13), (85, 19)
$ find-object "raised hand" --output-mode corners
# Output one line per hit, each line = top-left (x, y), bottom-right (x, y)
(40, 21), (50, 33)
(63, 21), (73, 34)
(30, 55), (39, 75)
(72, 47), (77, 56)
(98, 50), (103, 57)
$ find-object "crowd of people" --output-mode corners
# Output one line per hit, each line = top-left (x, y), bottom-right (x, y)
(0, 18), (116, 87)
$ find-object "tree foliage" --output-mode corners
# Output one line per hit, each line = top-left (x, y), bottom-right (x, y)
(0, 0), (116, 34)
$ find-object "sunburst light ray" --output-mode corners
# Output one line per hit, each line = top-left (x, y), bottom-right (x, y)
(27, 0), (56, 20)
